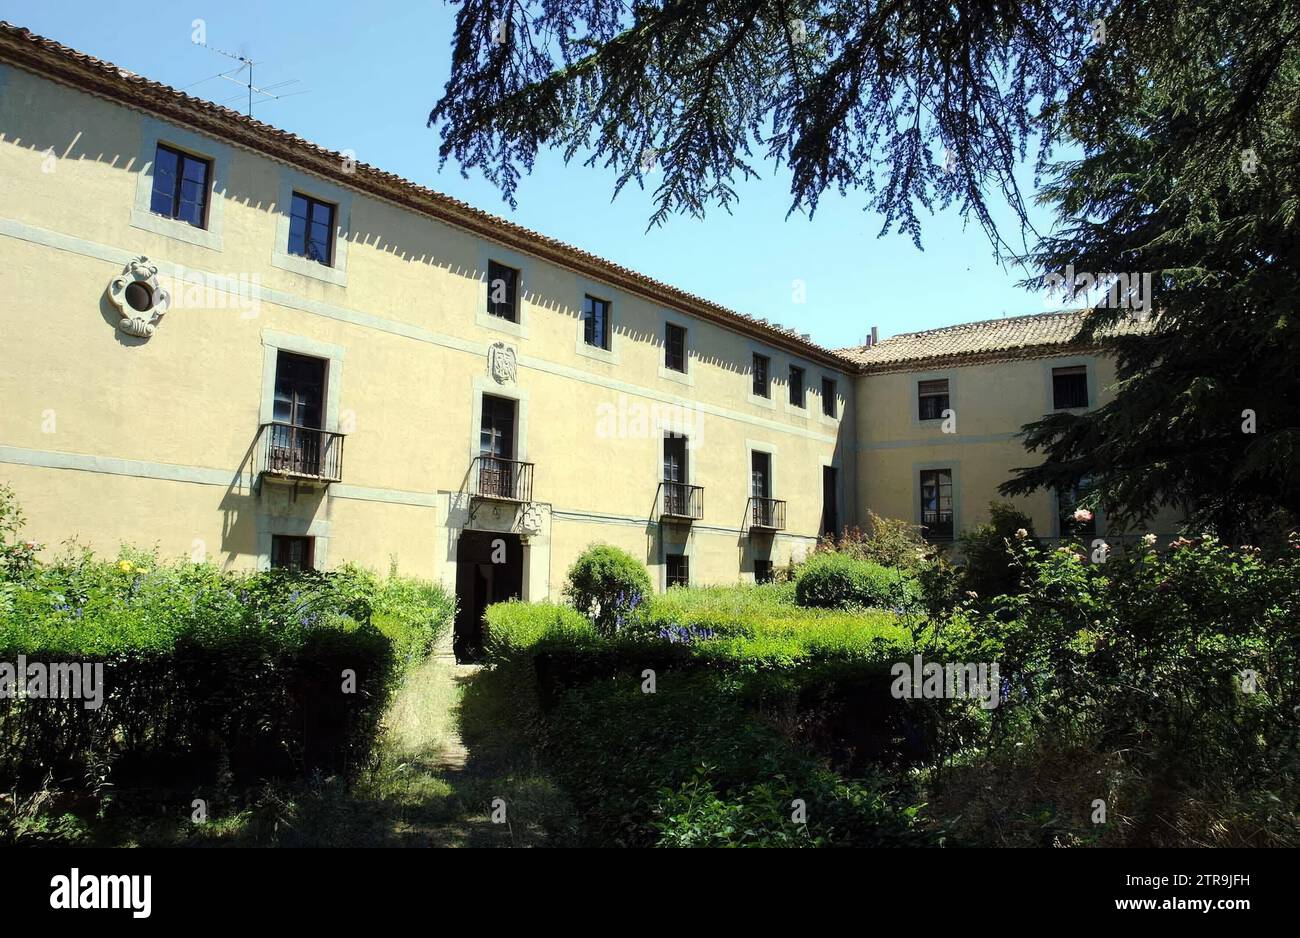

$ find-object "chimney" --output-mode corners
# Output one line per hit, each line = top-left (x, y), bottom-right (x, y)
(867, 325), (878, 347)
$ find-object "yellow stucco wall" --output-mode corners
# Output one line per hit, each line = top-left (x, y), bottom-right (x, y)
(0, 56), (1183, 605)
(0, 62), (848, 592)
(853, 356), (1186, 543)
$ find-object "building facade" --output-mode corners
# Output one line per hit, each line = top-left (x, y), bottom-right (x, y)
(0, 25), (1176, 647)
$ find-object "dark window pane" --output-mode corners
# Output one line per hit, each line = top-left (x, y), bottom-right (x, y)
(150, 144), (209, 228)
(288, 192), (334, 265)
(487, 261), (519, 320)
(920, 469), (954, 539)
(918, 379), (950, 420)
(751, 451), (771, 499)
(666, 553), (690, 588)
(789, 366), (805, 407)
(754, 560), (774, 584)
(822, 377), (836, 416)
(583, 295), (610, 349)
(149, 145), (180, 216)
(665, 323), (686, 372)
(271, 535), (313, 571)
(753, 354), (769, 397)
(1058, 482), (1097, 537)
(822, 466), (839, 535)
(1052, 367), (1089, 409)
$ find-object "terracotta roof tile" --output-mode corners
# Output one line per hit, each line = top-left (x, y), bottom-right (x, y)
(837, 310), (1153, 372)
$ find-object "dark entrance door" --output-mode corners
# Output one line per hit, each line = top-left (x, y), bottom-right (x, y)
(453, 530), (523, 661)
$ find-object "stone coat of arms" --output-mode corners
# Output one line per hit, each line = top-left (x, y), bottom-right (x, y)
(488, 341), (517, 385)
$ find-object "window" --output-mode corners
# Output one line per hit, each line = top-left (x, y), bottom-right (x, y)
(751, 451), (772, 500)
(789, 366), (805, 407)
(1058, 482), (1097, 537)
(149, 143), (211, 228)
(583, 294), (611, 349)
(666, 553), (690, 589)
(821, 377), (837, 417)
(918, 379), (950, 421)
(754, 560), (775, 584)
(753, 354), (770, 398)
(920, 469), (954, 540)
(663, 434), (689, 515)
(1052, 365), (1089, 409)
(486, 261), (520, 321)
(479, 394), (518, 498)
(665, 323), (687, 372)
(271, 535), (313, 571)
(267, 351), (326, 476)
(288, 192), (336, 266)
(822, 466), (839, 536)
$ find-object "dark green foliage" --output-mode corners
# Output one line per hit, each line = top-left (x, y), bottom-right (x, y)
(794, 551), (918, 610)
(562, 543), (652, 636)
(1000, 4), (1300, 537)
(957, 501), (1040, 602)
(540, 674), (928, 847)
(429, 0), (1104, 246)
(0, 495), (455, 803)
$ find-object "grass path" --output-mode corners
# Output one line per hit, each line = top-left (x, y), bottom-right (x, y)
(96, 655), (582, 847)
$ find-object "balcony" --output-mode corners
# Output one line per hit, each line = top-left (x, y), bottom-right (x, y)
(471, 455), (534, 503)
(748, 497), (786, 532)
(258, 422), (345, 484)
(921, 510), (954, 541)
(658, 481), (704, 522)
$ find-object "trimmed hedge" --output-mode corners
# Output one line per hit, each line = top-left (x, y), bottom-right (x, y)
(481, 593), (943, 846)
(795, 552), (920, 610)
(0, 554), (454, 793)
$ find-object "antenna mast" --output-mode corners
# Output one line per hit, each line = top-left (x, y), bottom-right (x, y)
(189, 41), (307, 118)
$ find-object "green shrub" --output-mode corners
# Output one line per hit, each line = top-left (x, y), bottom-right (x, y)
(540, 673), (929, 847)
(0, 497), (454, 801)
(957, 501), (1040, 601)
(949, 532), (1300, 845)
(818, 511), (930, 571)
(371, 571), (456, 666)
(794, 552), (918, 610)
(562, 544), (652, 637)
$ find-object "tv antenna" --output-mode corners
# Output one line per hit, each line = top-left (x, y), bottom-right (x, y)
(187, 42), (307, 118)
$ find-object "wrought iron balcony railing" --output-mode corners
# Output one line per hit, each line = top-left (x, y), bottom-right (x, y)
(748, 496), (786, 531)
(658, 481), (704, 521)
(259, 422), (345, 483)
(921, 510), (954, 540)
(472, 455), (534, 502)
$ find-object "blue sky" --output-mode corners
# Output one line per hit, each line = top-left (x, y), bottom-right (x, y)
(4, 0), (1065, 349)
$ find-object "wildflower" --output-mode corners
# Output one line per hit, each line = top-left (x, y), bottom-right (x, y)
(23, 540), (38, 550)
(1142, 533), (1157, 546)
(117, 560), (134, 574)
(1072, 508), (1093, 523)
(965, 590), (979, 600)
(1015, 528), (1028, 539)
